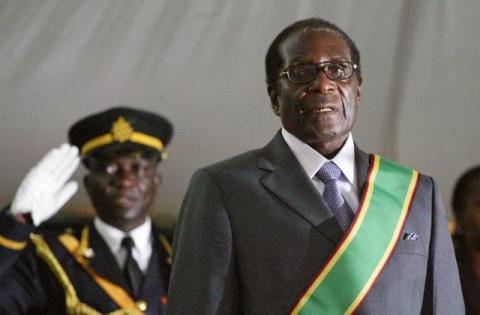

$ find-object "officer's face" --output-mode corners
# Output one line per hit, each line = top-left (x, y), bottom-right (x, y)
(85, 153), (160, 231)
(268, 30), (362, 157)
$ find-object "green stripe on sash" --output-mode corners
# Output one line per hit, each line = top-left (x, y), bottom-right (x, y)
(292, 155), (419, 315)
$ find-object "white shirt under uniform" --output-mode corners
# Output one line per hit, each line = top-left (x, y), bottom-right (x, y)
(94, 216), (153, 273)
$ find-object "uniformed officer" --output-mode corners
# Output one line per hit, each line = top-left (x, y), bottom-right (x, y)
(0, 106), (173, 315)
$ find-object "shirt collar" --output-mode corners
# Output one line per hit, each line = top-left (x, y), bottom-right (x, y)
(281, 128), (356, 187)
(94, 216), (152, 255)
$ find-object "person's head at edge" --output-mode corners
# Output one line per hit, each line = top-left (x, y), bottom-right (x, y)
(68, 106), (173, 233)
(452, 166), (480, 251)
(265, 18), (362, 159)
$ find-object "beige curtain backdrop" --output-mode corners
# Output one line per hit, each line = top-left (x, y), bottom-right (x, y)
(1, 0), (479, 226)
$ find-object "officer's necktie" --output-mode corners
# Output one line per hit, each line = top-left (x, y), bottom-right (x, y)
(316, 161), (354, 232)
(121, 236), (143, 298)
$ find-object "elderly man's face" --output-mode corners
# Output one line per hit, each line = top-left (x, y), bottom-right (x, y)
(269, 30), (362, 156)
(85, 153), (160, 231)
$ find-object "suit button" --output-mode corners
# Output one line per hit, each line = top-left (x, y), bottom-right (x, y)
(136, 300), (147, 312)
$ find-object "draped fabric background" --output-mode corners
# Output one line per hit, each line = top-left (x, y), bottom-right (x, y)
(1, 0), (479, 227)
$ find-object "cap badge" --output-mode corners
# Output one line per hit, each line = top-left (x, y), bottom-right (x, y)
(80, 115), (165, 156)
(111, 116), (133, 143)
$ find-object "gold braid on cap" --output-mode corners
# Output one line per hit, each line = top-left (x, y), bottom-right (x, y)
(80, 116), (167, 159)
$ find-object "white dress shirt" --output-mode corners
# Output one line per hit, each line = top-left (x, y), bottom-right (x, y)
(94, 216), (153, 273)
(281, 128), (360, 212)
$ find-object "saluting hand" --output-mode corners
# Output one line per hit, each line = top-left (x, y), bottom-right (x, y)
(11, 143), (80, 226)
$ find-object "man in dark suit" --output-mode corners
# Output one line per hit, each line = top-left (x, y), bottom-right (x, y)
(0, 107), (173, 315)
(167, 18), (464, 314)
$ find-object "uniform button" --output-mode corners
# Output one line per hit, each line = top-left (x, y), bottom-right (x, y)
(82, 247), (95, 258)
(161, 296), (168, 305)
(136, 300), (147, 312)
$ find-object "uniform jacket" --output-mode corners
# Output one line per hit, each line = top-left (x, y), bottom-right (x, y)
(167, 132), (464, 315)
(0, 214), (171, 315)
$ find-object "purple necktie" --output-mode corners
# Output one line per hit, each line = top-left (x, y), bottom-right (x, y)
(316, 161), (354, 232)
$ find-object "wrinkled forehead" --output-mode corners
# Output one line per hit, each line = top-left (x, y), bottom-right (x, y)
(279, 28), (351, 66)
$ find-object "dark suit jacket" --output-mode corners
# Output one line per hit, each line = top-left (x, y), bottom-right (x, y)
(168, 132), (464, 314)
(0, 215), (171, 315)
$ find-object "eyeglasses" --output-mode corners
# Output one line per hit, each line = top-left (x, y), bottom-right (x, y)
(279, 62), (359, 83)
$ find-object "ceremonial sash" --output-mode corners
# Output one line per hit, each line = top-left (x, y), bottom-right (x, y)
(291, 154), (419, 315)
(30, 232), (144, 315)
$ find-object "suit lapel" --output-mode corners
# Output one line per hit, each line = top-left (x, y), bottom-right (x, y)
(354, 146), (371, 198)
(87, 224), (129, 290)
(258, 132), (342, 243)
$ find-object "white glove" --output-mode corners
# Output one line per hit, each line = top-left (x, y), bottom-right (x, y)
(11, 143), (80, 226)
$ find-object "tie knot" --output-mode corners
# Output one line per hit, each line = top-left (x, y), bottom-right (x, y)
(316, 161), (342, 183)
(121, 236), (135, 251)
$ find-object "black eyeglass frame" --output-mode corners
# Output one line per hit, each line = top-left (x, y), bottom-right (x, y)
(279, 61), (359, 83)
